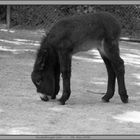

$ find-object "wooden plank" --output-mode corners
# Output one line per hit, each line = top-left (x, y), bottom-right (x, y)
(7, 5), (10, 29)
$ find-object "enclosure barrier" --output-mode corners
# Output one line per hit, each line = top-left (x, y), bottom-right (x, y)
(1, 5), (140, 38)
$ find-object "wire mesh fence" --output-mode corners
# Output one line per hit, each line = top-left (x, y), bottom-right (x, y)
(1, 5), (140, 39)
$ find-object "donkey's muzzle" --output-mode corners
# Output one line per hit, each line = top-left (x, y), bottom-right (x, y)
(39, 93), (49, 101)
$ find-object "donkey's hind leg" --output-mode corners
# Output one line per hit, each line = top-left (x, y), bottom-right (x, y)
(104, 39), (128, 103)
(99, 51), (116, 102)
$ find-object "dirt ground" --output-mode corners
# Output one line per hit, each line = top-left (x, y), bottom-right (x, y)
(0, 27), (140, 136)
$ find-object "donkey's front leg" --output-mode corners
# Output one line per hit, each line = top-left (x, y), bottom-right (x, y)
(58, 50), (72, 105)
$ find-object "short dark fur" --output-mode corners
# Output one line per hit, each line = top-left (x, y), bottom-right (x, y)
(31, 12), (128, 105)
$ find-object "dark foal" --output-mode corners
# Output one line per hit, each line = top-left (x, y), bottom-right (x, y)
(31, 12), (128, 105)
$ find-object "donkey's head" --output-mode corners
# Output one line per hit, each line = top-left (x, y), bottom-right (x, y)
(31, 37), (60, 101)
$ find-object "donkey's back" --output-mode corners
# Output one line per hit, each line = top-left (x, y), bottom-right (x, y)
(47, 12), (121, 53)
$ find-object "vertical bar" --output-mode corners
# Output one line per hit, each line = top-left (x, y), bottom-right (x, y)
(7, 5), (10, 30)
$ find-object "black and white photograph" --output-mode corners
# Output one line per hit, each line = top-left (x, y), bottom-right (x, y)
(0, 1), (140, 139)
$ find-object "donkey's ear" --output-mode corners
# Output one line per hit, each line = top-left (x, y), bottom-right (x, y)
(40, 56), (46, 70)
(39, 50), (48, 70)
(37, 49), (47, 63)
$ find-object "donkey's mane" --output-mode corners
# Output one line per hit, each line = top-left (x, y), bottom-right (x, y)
(36, 34), (52, 64)
(37, 35), (48, 55)
(35, 33), (58, 72)
(33, 35), (50, 72)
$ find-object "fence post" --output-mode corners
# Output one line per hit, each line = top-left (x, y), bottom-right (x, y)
(7, 5), (10, 30)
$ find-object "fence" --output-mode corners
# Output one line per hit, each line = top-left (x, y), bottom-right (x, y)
(1, 5), (140, 38)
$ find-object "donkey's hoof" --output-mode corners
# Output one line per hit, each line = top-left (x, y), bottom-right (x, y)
(101, 96), (109, 103)
(58, 101), (65, 105)
(121, 96), (128, 103)
(51, 95), (56, 100)
(58, 99), (65, 105)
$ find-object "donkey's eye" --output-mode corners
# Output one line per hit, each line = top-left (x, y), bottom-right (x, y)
(36, 80), (41, 86)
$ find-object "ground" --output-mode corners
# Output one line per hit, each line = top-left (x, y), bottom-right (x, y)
(0, 27), (140, 136)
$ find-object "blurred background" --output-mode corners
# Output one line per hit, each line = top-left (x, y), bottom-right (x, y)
(1, 5), (140, 39)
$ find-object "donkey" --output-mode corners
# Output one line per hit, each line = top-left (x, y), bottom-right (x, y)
(31, 12), (128, 105)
